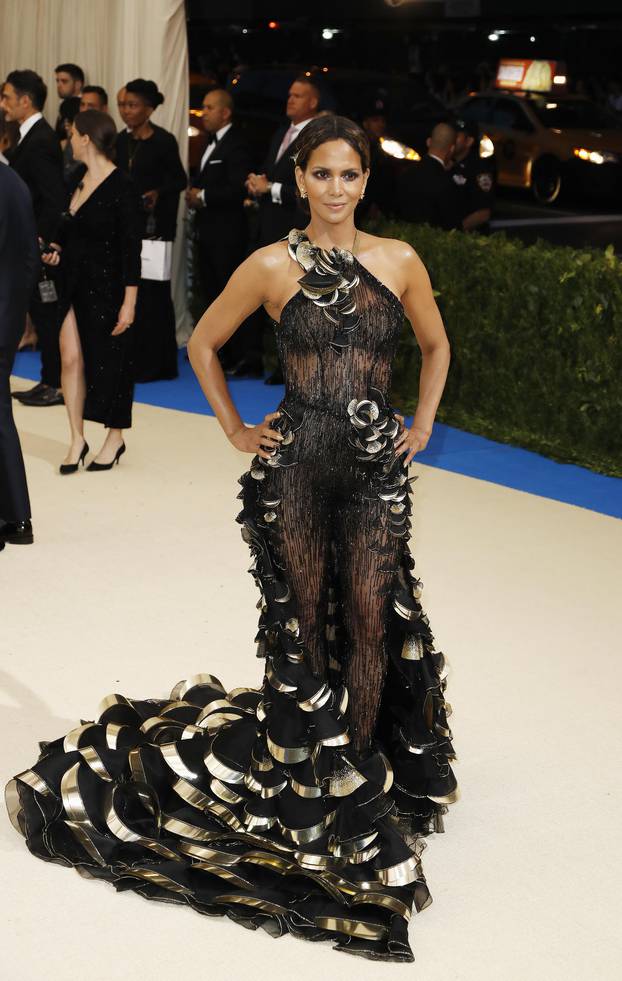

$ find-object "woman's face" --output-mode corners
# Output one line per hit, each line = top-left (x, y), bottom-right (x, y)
(296, 139), (368, 225)
(70, 124), (88, 161)
(123, 92), (153, 130)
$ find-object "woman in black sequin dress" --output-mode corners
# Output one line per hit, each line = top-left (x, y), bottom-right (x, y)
(7, 117), (458, 962)
(43, 110), (142, 470)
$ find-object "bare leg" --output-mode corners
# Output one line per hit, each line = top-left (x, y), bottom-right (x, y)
(59, 307), (86, 465)
(92, 428), (125, 465)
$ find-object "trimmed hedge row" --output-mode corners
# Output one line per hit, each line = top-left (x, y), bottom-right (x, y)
(372, 220), (622, 478)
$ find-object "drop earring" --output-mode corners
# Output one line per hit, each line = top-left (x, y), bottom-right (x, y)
(300, 188), (307, 199)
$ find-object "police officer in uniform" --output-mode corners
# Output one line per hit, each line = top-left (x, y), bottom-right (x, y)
(396, 122), (463, 230)
(451, 118), (496, 233)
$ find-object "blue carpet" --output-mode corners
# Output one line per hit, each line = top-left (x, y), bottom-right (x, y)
(13, 348), (621, 520)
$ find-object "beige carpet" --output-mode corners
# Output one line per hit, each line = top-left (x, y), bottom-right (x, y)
(2, 385), (621, 980)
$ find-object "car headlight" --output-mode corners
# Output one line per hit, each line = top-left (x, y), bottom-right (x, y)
(573, 147), (620, 165)
(479, 134), (494, 159)
(380, 137), (421, 161)
(188, 125), (201, 138)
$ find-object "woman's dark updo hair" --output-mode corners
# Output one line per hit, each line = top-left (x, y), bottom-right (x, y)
(292, 114), (370, 212)
(125, 78), (165, 108)
(59, 96), (82, 125)
(73, 109), (117, 160)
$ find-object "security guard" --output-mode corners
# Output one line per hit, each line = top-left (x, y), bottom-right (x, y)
(451, 118), (496, 232)
(396, 121), (463, 230)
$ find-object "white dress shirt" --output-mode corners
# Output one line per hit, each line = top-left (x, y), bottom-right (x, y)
(270, 116), (314, 205)
(18, 111), (43, 144)
(198, 122), (233, 205)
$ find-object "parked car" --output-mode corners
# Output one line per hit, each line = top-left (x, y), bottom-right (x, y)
(457, 89), (622, 204)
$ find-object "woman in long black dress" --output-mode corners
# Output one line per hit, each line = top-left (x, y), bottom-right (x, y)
(43, 110), (142, 471)
(6, 117), (458, 962)
(116, 78), (187, 382)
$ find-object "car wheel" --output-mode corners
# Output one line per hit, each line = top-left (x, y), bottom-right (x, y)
(531, 157), (562, 204)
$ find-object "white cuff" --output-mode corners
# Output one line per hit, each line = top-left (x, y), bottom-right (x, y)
(198, 188), (205, 206)
(270, 182), (282, 205)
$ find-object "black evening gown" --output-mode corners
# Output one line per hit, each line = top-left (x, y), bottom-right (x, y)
(116, 125), (187, 383)
(5, 230), (458, 963)
(56, 169), (142, 429)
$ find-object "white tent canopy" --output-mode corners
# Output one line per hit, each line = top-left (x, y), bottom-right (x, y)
(0, 0), (191, 340)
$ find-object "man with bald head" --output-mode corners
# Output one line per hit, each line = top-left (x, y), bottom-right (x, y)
(186, 88), (255, 372)
(396, 121), (462, 230)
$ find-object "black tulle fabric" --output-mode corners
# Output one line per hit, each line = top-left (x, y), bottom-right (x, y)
(5, 230), (458, 963)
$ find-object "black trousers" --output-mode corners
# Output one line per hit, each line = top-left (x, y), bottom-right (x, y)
(196, 236), (262, 365)
(0, 301), (32, 524)
(30, 269), (62, 389)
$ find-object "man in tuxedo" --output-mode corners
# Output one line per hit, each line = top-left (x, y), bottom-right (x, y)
(186, 89), (256, 375)
(245, 76), (321, 383)
(396, 122), (463, 231)
(0, 165), (39, 547)
(1, 70), (65, 407)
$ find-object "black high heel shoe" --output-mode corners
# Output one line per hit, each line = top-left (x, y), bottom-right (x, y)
(59, 441), (89, 475)
(86, 443), (126, 471)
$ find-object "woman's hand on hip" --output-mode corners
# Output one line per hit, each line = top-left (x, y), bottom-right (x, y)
(229, 411), (284, 459)
(393, 413), (431, 466)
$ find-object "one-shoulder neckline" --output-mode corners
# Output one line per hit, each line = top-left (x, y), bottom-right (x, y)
(272, 254), (404, 328)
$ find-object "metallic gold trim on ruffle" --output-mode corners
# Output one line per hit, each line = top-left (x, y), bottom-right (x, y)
(212, 894), (289, 916)
(428, 786), (460, 805)
(298, 684), (332, 712)
(266, 734), (311, 764)
(375, 853), (421, 887)
(328, 763), (367, 797)
(318, 730), (350, 747)
(170, 674), (226, 701)
(350, 891), (412, 920)
(204, 750), (246, 784)
(15, 768), (52, 796)
(96, 693), (133, 717)
(177, 841), (242, 864)
(290, 778), (322, 799)
(331, 831), (378, 857)
(125, 867), (192, 895)
(260, 779), (287, 799)
(160, 814), (224, 842)
(243, 809), (277, 831)
(265, 661), (297, 694)
(192, 862), (255, 890)
(63, 722), (100, 752)
(60, 761), (90, 825)
(64, 819), (107, 866)
(279, 810), (336, 845)
(161, 742), (201, 781)
(210, 777), (246, 805)
(314, 916), (388, 941)
(79, 745), (112, 781)
(171, 776), (214, 810)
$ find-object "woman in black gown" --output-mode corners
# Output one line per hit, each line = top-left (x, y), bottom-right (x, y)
(6, 116), (458, 962)
(43, 110), (142, 471)
(116, 79), (187, 382)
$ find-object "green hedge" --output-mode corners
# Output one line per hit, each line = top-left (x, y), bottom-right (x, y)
(371, 220), (622, 478)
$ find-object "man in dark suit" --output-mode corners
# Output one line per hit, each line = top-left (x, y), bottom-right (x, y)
(396, 122), (463, 231)
(246, 76), (320, 247)
(245, 76), (320, 383)
(1, 69), (65, 407)
(0, 165), (39, 547)
(186, 88), (256, 374)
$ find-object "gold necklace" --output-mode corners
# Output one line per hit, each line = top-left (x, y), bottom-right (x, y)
(307, 228), (359, 256)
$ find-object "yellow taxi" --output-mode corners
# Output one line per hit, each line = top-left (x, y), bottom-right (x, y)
(457, 58), (622, 203)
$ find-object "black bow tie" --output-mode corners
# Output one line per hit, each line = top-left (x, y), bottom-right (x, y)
(206, 133), (218, 147)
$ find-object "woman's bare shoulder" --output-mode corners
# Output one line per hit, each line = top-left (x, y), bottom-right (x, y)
(361, 231), (423, 270)
(245, 239), (292, 277)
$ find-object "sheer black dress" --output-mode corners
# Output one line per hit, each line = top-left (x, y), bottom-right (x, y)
(56, 168), (142, 429)
(5, 229), (458, 963)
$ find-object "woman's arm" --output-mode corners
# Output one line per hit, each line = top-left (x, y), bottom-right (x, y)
(187, 248), (285, 459)
(393, 242), (451, 464)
